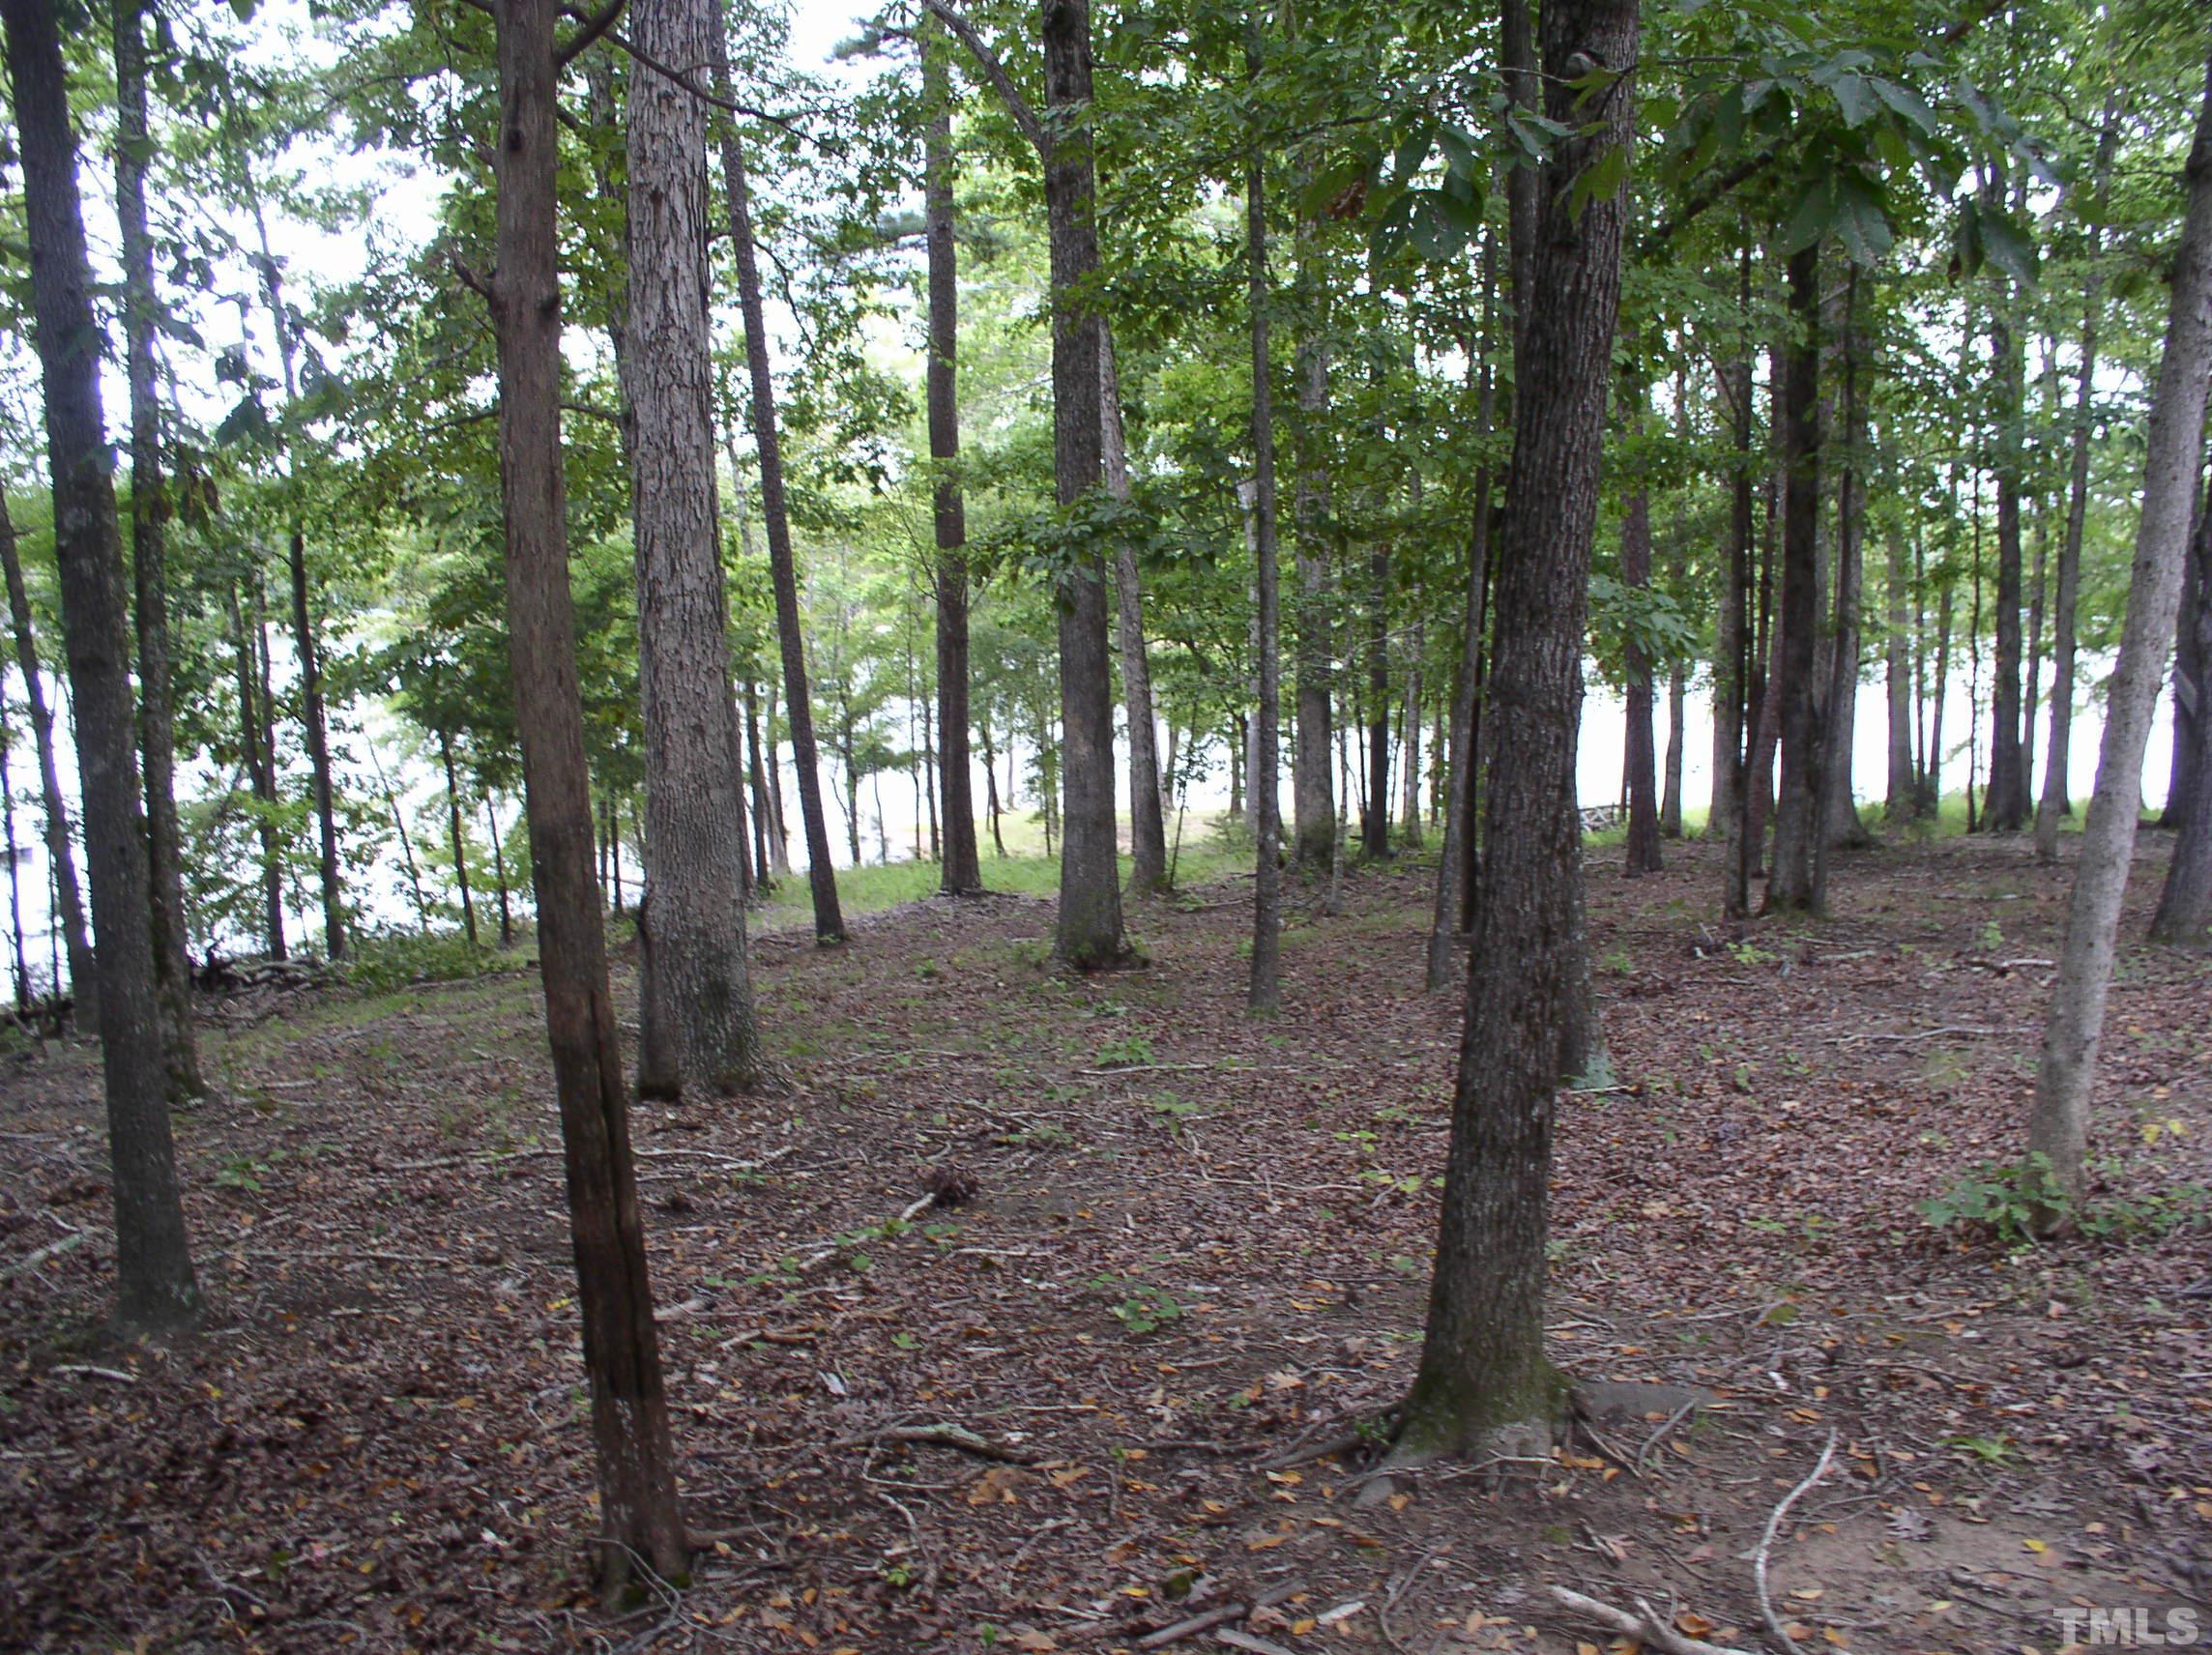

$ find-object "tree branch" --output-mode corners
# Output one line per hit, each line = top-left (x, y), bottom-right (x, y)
(554, 0), (626, 68)
(919, 0), (1047, 159)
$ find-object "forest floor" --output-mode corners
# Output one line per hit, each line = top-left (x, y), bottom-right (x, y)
(3, 831), (2209, 1655)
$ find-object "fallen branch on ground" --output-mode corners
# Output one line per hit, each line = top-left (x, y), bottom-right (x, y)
(833, 1422), (1039, 1464)
(1548, 1587), (1757, 1655)
(1755, 1429), (1839, 1655)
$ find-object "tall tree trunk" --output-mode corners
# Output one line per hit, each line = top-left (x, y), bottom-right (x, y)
(979, 711), (1005, 856)
(1101, 329), (1168, 894)
(2151, 488), (2212, 944)
(1661, 379), (1687, 842)
(2164, 474), (2208, 834)
(742, 676), (771, 887)
(1424, 282), (1495, 991)
(4, 0), (197, 1330)
(113, 0), (198, 1096)
(227, 581), (287, 956)
(1766, 245), (1824, 913)
(365, 734), (428, 932)
(1621, 468), (1661, 875)
(1041, 0), (1127, 969)
(1245, 27), (1284, 1012)
(1720, 256), (1758, 911)
(1402, 631), (1425, 846)
(759, 676), (791, 874)
(246, 194), (346, 958)
(1821, 266), (1870, 856)
(2029, 49), (2212, 1217)
(924, 35), (983, 897)
(1886, 522), (1915, 819)
(1985, 178), (2029, 833)
(481, 0), (685, 1593)
(1398, 0), (1637, 1462)
(627, 0), (762, 1098)
(0, 488), (96, 1021)
(1290, 241), (1334, 868)
(440, 729), (478, 948)
(711, 26), (844, 944)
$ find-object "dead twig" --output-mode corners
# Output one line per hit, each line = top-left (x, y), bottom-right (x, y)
(1549, 1586), (1758, 1655)
(834, 1422), (1039, 1464)
(51, 1363), (138, 1385)
(1755, 1429), (1839, 1655)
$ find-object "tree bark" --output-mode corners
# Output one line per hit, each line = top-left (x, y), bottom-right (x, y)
(0, 488), (96, 1023)
(1820, 265), (1870, 857)
(486, 795), (513, 946)
(2029, 47), (2212, 1216)
(5, 0), (198, 1332)
(1041, 0), (1128, 969)
(1720, 255), (1757, 910)
(482, 0), (685, 1591)
(2151, 475), (2212, 944)
(1245, 27), (1284, 1014)
(1765, 246), (1824, 913)
(1398, 0), (1637, 1461)
(924, 36), (983, 897)
(1290, 240), (1334, 868)
(627, 0), (763, 1097)
(711, 32), (843, 944)
(1, 700), (26, 1004)
(2163, 474), (2208, 834)
(1985, 176), (2029, 833)
(113, 0), (199, 1097)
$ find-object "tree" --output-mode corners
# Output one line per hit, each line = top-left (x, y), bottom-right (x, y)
(1395, 0), (1638, 1463)
(475, 0), (685, 1591)
(709, 23), (846, 946)
(2151, 489), (2212, 945)
(1039, 0), (1128, 969)
(924, 32), (983, 897)
(0, 487), (95, 1022)
(1245, 14), (1283, 1014)
(1765, 245), (1824, 913)
(112, 0), (199, 1098)
(626, 0), (763, 1097)
(4, 0), (199, 1332)
(2027, 40), (2212, 1220)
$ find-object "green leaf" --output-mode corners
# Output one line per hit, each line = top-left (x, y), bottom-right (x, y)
(1829, 73), (1877, 129)
(1566, 143), (1629, 219)
(1869, 76), (1937, 135)
(1978, 207), (2038, 284)
(1776, 170), (1835, 255)
(1830, 173), (1893, 267)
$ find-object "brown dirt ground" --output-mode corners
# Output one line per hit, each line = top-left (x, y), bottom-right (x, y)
(2, 833), (2207, 1654)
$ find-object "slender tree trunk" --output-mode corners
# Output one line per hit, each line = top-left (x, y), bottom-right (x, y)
(440, 730), (478, 948)
(742, 676), (771, 887)
(1290, 244), (1334, 868)
(481, 0), (685, 1592)
(2030, 50), (2212, 1216)
(1402, 636), (1426, 846)
(1886, 521), (1915, 819)
(1985, 187), (2029, 832)
(1246, 30), (1284, 1013)
(627, 0), (762, 1097)
(1363, 514), (1391, 858)
(2, 489), (97, 1023)
(1820, 267), (1870, 858)
(1, 701), (26, 1005)
(711, 26), (843, 944)
(759, 676), (790, 875)
(245, 193), (346, 958)
(113, 0), (199, 1095)
(979, 711), (1005, 856)
(1622, 473), (1661, 875)
(2150, 472), (2212, 944)
(5, 0), (198, 1330)
(1766, 246), (1825, 913)
(366, 736), (428, 932)
(1101, 328), (1168, 894)
(486, 795), (513, 946)
(1721, 257), (1758, 909)
(1399, 0), (1637, 1461)
(1041, 0), (1127, 969)
(227, 581), (288, 956)
(924, 36), (983, 897)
